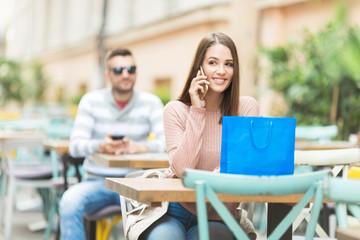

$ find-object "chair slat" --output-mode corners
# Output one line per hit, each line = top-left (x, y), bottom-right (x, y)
(182, 169), (329, 195)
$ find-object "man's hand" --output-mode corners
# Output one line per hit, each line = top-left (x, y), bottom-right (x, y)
(99, 134), (148, 154)
(119, 138), (148, 154)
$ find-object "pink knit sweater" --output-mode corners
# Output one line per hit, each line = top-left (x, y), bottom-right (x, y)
(163, 96), (260, 220)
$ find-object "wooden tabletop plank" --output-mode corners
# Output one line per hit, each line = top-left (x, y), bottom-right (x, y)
(92, 153), (169, 169)
(0, 131), (47, 141)
(105, 178), (324, 206)
(43, 139), (69, 154)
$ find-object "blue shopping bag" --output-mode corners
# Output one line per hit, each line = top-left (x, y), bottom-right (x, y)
(220, 116), (296, 176)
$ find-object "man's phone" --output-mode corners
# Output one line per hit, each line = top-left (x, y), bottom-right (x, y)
(199, 66), (208, 100)
(111, 134), (125, 140)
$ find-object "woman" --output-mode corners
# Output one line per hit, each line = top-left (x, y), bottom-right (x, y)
(141, 32), (259, 240)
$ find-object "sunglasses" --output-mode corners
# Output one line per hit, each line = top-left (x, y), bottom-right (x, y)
(110, 66), (136, 75)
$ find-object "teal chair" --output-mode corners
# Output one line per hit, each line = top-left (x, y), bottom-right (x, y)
(44, 118), (84, 240)
(46, 117), (74, 140)
(181, 168), (330, 240)
(295, 125), (338, 142)
(0, 118), (50, 132)
(0, 137), (62, 239)
(323, 177), (360, 239)
(294, 148), (360, 238)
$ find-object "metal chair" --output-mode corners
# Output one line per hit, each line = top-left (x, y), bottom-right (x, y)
(181, 168), (329, 240)
(323, 177), (360, 240)
(294, 148), (360, 237)
(79, 168), (145, 240)
(83, 205), (122, 240)
(81, 169), (167, 240)
(0, 137), (62, 239)
(43, 119), (82, 240)
(295, 125), (338, 142)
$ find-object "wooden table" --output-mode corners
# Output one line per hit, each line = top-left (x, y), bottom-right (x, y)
(106, 177), (328, 239)
(105, 178), (311, 205)
(91, 152), (169, 169)
(0, 131), (47, 141)
(43, 139), (70, 154)
(43, 139), (83, 190)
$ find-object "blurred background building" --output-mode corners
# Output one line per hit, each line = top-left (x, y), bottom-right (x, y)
(1, 0), (360, 123)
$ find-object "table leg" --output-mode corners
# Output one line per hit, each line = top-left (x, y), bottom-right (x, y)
(62, 155), (84, 189)
(72, 157), (84, 182)
(56, 155), (84, 239)
(62, 154), (69, 190)
(55, 224), (61, 240)
(268, 203), (292, 240)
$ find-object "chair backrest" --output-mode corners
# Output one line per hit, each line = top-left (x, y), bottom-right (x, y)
(295, 148), (360, 177)
(46, 118), (74, 139)
(182, 168), (329, 240)
(3, 138), (45, 163)
(0, 118), (50, 131)
(295, 125), (338, 141)
(323, 177), (360, 229)
(2, 137), (57, 179)
(295, 148), (360, 167)
(182, 168), (329, 196)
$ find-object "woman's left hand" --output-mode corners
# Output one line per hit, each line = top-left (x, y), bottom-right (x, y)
(212, 166), (220, 174)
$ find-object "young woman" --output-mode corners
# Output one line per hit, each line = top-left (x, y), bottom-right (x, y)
(140, 32), (259, 240)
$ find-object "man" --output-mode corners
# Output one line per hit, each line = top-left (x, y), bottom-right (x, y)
(59, 47), (165, 239)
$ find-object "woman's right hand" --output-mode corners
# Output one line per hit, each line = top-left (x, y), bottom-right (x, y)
(189, 70), (209, 108)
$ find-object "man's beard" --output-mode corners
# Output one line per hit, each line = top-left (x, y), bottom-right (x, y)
(113, 86), (133, 94)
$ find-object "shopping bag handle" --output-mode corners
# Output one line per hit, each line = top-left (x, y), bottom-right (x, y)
(250, 120), (272, 149)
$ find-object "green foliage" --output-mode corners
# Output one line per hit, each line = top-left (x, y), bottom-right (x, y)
(0, 58), (24, 105)
(153, 86), (171, 106)
(260, 6), (360, 139)
(70, 92), (85, 105)
(22, 61), (48, 103)
(0, 57), (48, 106)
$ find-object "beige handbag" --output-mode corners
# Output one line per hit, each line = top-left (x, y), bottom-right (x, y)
(124, 170), (169, 240)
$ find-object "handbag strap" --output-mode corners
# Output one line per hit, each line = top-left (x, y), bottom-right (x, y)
(250, 120), (272, 149)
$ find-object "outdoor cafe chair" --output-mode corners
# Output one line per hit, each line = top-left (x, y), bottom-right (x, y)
(295, 125), (338, 142)
(42, 117), (85, 240)
(83, 204), (122, 240)
(293, 148), (360, 237)
(181, 168), (330, 240)
(79, 167), (146, 240)
(80, 168), (167, 240)
(323, 177), (360, 240)
(0, 137), (63, 239)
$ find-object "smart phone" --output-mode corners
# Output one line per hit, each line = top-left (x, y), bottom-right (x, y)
(199, 66), (208, 100)
(111, 134), (125, 140)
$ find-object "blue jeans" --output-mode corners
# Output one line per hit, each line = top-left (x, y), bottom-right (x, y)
(140, 202), (234, 240)
(59, 179), (120, 240)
